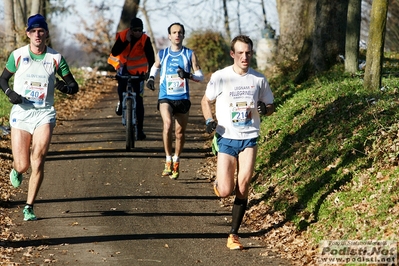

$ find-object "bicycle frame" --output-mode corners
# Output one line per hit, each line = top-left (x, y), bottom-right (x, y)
(107, 74), (144, 151)
(121, 84), (136, 127)
(122, 84), (137, 150)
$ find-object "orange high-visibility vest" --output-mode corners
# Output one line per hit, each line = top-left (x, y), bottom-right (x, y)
(108, 29), (149, 74)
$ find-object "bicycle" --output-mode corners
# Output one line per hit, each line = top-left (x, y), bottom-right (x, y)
(107, 74), (145, 151)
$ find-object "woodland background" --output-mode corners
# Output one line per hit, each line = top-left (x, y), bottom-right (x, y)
(1, 1), (399, 265)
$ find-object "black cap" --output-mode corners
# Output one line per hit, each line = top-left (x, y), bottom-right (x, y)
(130, 18), (143, 29)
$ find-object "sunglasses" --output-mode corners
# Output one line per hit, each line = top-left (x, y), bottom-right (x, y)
(131, 28), (142, 32)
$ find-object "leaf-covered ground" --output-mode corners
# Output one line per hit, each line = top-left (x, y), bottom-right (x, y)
(198, 156), (317, 265)
(0, 70), (319, 265)
(0, 70), (119, 264)
(12, 68), (399, 265)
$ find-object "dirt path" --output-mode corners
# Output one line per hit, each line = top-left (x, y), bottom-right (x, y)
(7, 79), (291, 265)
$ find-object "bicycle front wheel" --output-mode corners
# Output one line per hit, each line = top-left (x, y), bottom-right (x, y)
(125, 98), (134, 150)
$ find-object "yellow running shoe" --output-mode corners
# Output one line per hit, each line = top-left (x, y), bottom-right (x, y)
(227, 234), (243, 250)
(213, 180), (220, 197)
(170, 162), (180, 179)
(162, 161), (172, 176)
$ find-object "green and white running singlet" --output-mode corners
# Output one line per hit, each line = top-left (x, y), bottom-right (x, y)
(6, 45), (70, 133)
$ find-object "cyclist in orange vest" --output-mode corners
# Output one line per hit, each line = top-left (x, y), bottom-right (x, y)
(108, 17), (155, 140)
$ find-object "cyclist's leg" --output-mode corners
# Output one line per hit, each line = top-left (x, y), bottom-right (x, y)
(116, 78), (127, 115)
(133, 79), (145, 138)
(117, 78), (127, 103)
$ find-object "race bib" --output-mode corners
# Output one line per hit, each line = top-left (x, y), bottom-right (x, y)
(231, 101), (253, 128)
(23, 81), (48, 107)
(166, 74), (186, 95)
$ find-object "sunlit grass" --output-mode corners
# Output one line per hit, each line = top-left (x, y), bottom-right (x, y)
(254, 59), (399, 243)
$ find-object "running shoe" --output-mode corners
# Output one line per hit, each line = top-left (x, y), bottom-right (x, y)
(137, 131), (146, 140)
(115, 102), (122, 116)
(162, 161), (172, 176)
(213, 180), (220, 197)
(10, 169), (23, 188)
(171, 162), (180, 179)
(23, 205), (37, 221)
(227, 234), (243, 250)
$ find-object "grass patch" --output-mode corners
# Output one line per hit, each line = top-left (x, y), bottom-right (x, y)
(0, 96), (12, 123)
(254, 59), (399, 243)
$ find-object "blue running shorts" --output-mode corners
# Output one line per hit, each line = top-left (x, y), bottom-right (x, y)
(215, 133), (258, 157)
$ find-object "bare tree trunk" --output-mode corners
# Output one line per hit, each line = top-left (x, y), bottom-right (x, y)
(4, 0), (16, 52)
(4, 0), (49, 50)
(236, 0), (241, 36)
(14, 0), (28, 46)
(363, 0), (399, 52)
(32, 0), (49, 16)
(117, 0), (140, 32)
(385, 0), (399, 51)
(31, 0), (41, 15)
(276, 1), (349, 82)
(261, 0), (268, 28)
(345, 0), (362, 73)
(363, 0), (389, 90)
(276, 0), (314, 70)
(295, 0), (348, 83)
(222, 0), (231, 40)
(140, 0), (157, 55)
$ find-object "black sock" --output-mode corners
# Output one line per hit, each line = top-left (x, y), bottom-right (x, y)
(25, 203), (33, 208)
(229, 197), (248, 235)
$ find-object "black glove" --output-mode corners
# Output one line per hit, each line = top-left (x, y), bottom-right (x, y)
(206, 120), (217, 134)
(55, 79), (71, 94)
(177, 66), (191, 79)
(5, 88), (23, 104)
(146, 76), (155, 91)
(257, 101), (267, 115)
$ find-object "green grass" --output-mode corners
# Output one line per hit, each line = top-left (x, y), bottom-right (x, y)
(254, 59), (399, 244)
(0, 95), (12, 123)
(0, 60), (11, 123)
